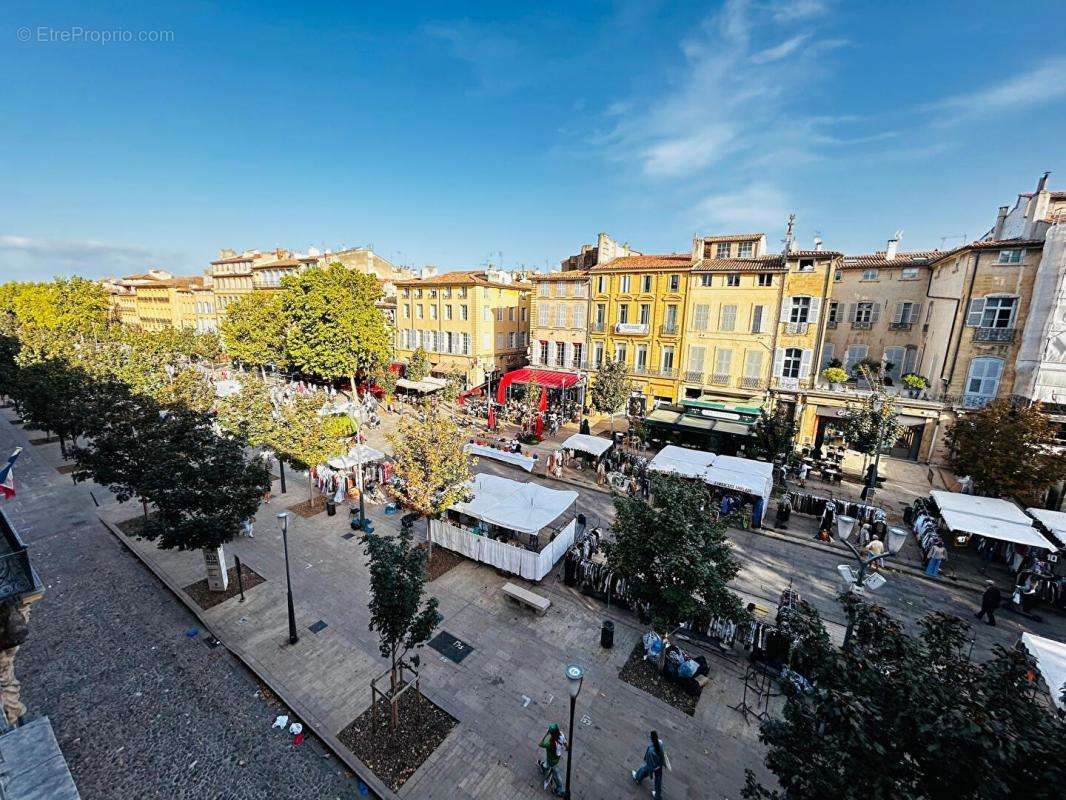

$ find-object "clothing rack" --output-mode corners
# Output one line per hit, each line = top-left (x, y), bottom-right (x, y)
(787, 490), (882, 523)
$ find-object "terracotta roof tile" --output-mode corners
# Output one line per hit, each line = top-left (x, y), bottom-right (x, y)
(693, 255), (785, 273)
(589, 254), (692, 272)
(210, 255), (255, 265)
(531, 270), (590, 281)
(699, 233), (764, 244)
(788, 250), (843, 257)
(395, 270), (531, 290)
(842, 251), (940, 269)
(930, 238), (1044, 263)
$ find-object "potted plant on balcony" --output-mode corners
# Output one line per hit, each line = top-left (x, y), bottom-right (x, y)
(822, 366), (848, 391)
(902, 373), (928, 398)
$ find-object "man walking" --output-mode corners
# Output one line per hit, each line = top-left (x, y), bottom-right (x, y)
(975, 580), (1002, 626)
(631, 730), (667, 799)
(537, 723), (566, 796)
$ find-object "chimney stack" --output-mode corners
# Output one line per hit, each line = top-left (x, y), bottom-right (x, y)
(813, 236), (823, 252)
(885, 230), (902, 261)
(993, 206), (1010, 239)
(782, 214), (796, 254)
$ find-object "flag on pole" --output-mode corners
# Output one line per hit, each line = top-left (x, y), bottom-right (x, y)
(0, 447), (22, 500)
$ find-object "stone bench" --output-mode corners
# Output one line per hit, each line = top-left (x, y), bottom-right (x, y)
(502, 582), (550, 615)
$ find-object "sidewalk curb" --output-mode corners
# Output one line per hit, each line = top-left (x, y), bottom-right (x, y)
(97, 515), (398, 800)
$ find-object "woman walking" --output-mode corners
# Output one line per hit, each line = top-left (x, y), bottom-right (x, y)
(631, 730), (667, 799)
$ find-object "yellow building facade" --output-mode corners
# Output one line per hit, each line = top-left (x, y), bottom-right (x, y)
(393, 271), (531, 387)
(529, 271), (590, 371)
(586, 254), (692, 412)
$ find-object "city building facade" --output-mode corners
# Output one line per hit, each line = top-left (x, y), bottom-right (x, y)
(528, 271), (590, 372)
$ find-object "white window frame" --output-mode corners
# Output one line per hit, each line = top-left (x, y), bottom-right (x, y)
(738, 241), (754, 258)
(996, 249), (1023, 264)
(716, 242), (730, 259)
(862, 268), (879, 281)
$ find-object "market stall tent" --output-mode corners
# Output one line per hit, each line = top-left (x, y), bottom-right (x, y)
(396, 376), (448, 393)
(559, 434), (613, 458)
(648, 446), (773, 504)
(327, 444), (386, 470)
(930, 490), (1057, 549)
(648, 445), (716, 480)
(1021, 632), (1066, 712)
(1027, 508), (1066, 548)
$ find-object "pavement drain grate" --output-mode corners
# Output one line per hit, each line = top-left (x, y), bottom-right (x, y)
(309, 620), (328, 634)
(341, 533), (356, 540)
(204, 637), (220, 649)
(429, 631), (474, 663)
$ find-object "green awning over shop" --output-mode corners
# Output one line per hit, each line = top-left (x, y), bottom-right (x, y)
(681, 398), (762, 418)
(645, 405), (754, 438)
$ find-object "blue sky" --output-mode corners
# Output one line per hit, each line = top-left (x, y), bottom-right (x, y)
(2, 0), (1065, 280)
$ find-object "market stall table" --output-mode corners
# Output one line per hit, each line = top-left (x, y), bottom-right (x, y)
(463, 443), (536, 472)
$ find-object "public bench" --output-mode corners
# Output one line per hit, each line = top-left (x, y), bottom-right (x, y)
(502, 582), (551, 615)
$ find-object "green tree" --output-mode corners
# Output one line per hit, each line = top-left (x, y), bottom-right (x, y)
(362, 524), (442, 730)
(838, 390), (904, 459)
(373, 365), (398, 403)
(157, 367), (214, 414)
(439, 366), (465, 404)
(406, 347), (430, 382)
(947, 399), (1066, 505)
(273, 394), (344, 505)
(743, 603), (1066, 800)
(282, 264), (392, 396)
(387, 405), (472, 556)
(749, 407), (796, 463)
(590, 358), (631, 431)
(604, 474), (744, 630)
(16, 358), (95, 457)
(216, 373), (280, 449)
(220, 292), (289, 377)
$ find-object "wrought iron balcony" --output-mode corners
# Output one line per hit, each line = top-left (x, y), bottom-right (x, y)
(684, 371), (704, 384)
(889, 321), (913, 330)
(851, 320), (872, 330)
(783, 322), (810, 335)
(659, 323), (680, 336)
(826, 320), (838, 329)
(961, 394), (992, 409)
(973, 327), (1014, 343)
(591, 322), (607, 333)
(708, 373), (732, 387)
(740, 376), (764, 390)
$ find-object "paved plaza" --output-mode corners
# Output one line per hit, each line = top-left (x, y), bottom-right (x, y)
(8, 405), (1066, 799)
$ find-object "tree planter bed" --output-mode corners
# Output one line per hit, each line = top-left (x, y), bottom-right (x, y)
(618, 641), (699, 716)
(183, 563), (266, 610)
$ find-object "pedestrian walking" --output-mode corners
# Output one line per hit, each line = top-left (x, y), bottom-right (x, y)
(925, 541), (946, 577)
(537, 723), (566, 797)
(976, 580), (1002, 626)
(631, 730), (667, 799)
(242, 518), (254, 539)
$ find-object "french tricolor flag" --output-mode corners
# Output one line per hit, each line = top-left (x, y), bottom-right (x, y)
(0, 448), (22, 500)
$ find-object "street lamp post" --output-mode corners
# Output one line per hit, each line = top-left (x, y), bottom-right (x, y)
(276, 512), (299, 645)
(564, 664), (584, 799)
(834, 516), (907, 646)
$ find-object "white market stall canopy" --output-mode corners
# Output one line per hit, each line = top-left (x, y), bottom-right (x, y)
(648, 445), (716, 480)
(214, 379), (241, 398)
(560, 434), (613, 458)
(396, 376), (448, 393)
(328, 444), (385, 470)
(648, 446), (773, 504)
(1021, 632), (1066, 712)
(1027, 508), (1066, 546)
(450, 473), (577, 534)
(931, 490), (1057, 549)
(464, 443), (536, 472)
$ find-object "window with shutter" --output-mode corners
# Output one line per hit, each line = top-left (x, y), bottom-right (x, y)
(556, 304), (567, 327)
(714, 348), (732, 375)
(688, 346), (705, 373)
(808, 297), (821, 324)
(965, 298), (986, 326)
(744, 349), (763, 378)
(821, 343), (835, 368)
(845, 345), (868, 369)
(538, 306), (549, 326)
(773, 348), (785, 377)
(798, 349), (813, 379)
(720, 304), (737, 331)
(573, 303), (586, 328)
(782, 348), (803, 378)
(884, 347), (905, 380)
(751, 305), (764, 333)
(693, 304), (709, 330)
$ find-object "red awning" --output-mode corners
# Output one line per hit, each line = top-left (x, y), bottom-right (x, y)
(496, 368), (582, 403)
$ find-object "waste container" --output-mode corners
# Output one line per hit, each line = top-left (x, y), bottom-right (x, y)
(600, 620), (614, 649)
(326, 499), (337, 517)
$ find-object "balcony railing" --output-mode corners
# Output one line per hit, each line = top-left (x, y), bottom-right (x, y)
(961, 394), (992, 409)
(851, 320), (872, 330)
(783, 322), (810, 335)
(659, 323), (680, 336)
(632, 365), (677, 379)
(739, 376), (764, 390)
(615, 322), (650, 335)
(708, 373), (732, 387)
(973, 327), (1014, 343)
(684, 371), (704, 384)
(889, 321), (913, 330)
(826, 320), (838, 329)
(591, 322), (607, 333)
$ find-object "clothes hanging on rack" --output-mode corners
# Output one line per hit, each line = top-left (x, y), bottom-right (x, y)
(787, 491), (881, 523)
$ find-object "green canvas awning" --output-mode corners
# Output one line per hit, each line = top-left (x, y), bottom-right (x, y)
(645, 405), (754, 438)
(681, 398), (762, 418)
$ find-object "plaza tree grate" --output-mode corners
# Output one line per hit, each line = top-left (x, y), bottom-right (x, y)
(428, 631), (474, 663)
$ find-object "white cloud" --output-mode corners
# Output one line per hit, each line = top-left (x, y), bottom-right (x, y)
(597, 0), (848, 179)
(695, 183), (791, 232)
(924, 57), (1066, 117)
(0, 234), (162, 279)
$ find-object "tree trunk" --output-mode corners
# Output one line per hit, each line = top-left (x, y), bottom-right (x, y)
(58, 434), (67, 459)
(307, 473), (315, 506)
(349, 373), (357, 401)
(389, 646), (399, 732)
(142, 499), (149, 521)
(260, 365), (266, 381)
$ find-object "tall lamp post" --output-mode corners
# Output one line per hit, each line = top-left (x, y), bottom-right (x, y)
(834, 515), (907, 646)
(564, 664), (584, 799)
(276, 512), (299, 645)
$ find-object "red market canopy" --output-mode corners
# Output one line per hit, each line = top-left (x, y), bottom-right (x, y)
(496, 368), (582, 403)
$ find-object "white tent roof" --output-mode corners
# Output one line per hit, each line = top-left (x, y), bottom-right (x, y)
(396, 376), (448, 393)
(214, 379), (241, 398)
(1021, 633), (1066, 711)
(560, 433), (613, 457)
(328, 444), (385, 469)
(705, 455), (774, 504)
(449, 473), (578, 534)
(648, 446), (773, 503)
(648, 445), (716, 480)
(1028, 508), (1066, 542)
(931, 491), (1056, 549)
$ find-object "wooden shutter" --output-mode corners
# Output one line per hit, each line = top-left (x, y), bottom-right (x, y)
(892, 303), (904, 324)
(821, 343), (834, 367)
(910, 303), (922, 324)
(808, 297), (821, 325)
(773, 348), (785, 377)
(870, 303), (881, 323)
(751, 305), (764, 333)
(847, 303), (858, 322)
(780, 295), (792, 320)
(965, 298), (986, 326)
(799, 349), (813, 379)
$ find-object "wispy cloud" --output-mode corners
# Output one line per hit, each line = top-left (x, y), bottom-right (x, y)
(0, 234), (163, 279)
(420, 20), (532, 93)
(695, 183), (791, 232)
(595, 0), (849, 181)
(923, 56), (1066, 117)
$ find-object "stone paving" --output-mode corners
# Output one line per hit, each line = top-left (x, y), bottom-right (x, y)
(11, 401), (1066, 800)
(0, 411), (361, 800)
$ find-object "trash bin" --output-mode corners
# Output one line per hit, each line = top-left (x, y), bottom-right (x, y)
(600, 620), (614, 649)
(576, 513), (586, 528)
(326, 499), (337, 517)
